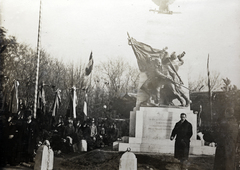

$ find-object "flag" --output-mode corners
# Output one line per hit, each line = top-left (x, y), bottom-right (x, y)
(52, 88), (61, 117)
(69, 86), (78, 118)
(207, 54), (211, 92)
(128, 36), (164, 72)
(85, 52), (94, 76)
(207, 54), (212, 120)
(9, 80), (19, 114)
(83, 92), (88, 116)
(37, 82), (46, 112)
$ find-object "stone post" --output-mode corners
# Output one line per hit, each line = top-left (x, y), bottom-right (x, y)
(80, 139), (87, 151)
(119, 149), (137, 170)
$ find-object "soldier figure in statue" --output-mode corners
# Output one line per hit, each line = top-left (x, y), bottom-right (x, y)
(140, 55), (171, 106)
(161, 51), (190, 106)
(127, 35), (190, 107)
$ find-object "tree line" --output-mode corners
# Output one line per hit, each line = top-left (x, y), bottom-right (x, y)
(1, 27), (239, 120)
(0, 27), (140, 119)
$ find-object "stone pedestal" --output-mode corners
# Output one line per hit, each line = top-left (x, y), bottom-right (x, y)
(118, 106), (204, 154)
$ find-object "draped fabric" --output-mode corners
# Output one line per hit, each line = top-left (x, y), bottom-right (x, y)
(52, 88), (61, 117)
(85, 52), (93, 76)
(9, 80), (19, 114)
(128, 37), (164, 72)
(68, 86), (77, 119)
(83, 93), (88, 117)
(37, 84), (46, 112)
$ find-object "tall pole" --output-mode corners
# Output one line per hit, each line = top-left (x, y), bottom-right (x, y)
(207, 54), (212, 121)
(71, 63), (74, 87)
(88, 63), (93, 117)
(33, 0), (42, 119)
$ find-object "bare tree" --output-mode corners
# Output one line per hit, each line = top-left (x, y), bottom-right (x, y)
(206, 71), (222, 91)
(188, 75), (205, 92)
(91, 58), (139, 118)
(221, 77), (238, 91)
(189, 70), (223, 93)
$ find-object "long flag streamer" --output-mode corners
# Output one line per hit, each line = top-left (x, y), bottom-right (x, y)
(52, 88), (61, 117)
(70, 86), (77, 119)
(83, 92), (88, 117)
(37, 82), (46, 113)
(83, 52), (94, 118)
(10, 80), (19, 114)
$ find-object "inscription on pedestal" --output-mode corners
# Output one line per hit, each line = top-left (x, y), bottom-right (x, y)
(142, 111), (174, 139)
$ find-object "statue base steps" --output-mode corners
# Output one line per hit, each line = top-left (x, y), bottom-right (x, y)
(114, 107), (215, 155)
(114, 139), (215, 155)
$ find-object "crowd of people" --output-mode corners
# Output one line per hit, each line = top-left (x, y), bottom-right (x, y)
(51, 115), (122, 154)
(0, 102), (125, 167)
(0, 107), (38, 166)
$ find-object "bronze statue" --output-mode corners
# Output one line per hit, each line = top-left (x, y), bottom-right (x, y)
(128, 35), (190, 107)
(140, 56), (171, 106)
(161, 51), (190, 106)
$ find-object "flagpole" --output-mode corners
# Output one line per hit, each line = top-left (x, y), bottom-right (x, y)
(88, 59), (93, 117)
(127, 32), (137, 56)
(207, 54), (212, 121)
(72, 62), (74, 87)
(33, 0), (42, 119)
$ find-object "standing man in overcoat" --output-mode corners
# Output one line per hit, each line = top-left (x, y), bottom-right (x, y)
(170, 113), (193, 169)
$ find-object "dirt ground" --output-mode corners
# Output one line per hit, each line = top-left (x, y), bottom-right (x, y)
(2, 147), (215, 170)
(53, 150), (214, 170)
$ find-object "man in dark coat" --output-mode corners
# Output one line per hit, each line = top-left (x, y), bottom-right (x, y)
(23, 110), (39, 162)
(170, 113), (193, 168)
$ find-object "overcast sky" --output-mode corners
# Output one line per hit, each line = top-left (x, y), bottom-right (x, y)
(1, 0), (240, 87)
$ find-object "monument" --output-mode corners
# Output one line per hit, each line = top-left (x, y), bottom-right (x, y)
(115, 35), (214, 155)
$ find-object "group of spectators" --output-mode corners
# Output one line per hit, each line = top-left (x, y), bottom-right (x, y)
(0, 106), (39, 167)
(51, 116), (121, 154)
(0, 103), (125, 167)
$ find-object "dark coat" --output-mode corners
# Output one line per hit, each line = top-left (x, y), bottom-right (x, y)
(23, 119), (39, 156)
(213, 116), (238, 170)
(171, 119), (193, 161)
(75, 124), (83, 142)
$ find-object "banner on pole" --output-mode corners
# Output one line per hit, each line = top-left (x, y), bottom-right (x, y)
(52, 88), (61, 117)
(85, 52), (94, 76)
(83, 93), (88, 116)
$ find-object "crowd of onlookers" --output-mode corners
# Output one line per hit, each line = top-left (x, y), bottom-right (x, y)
(0, 103), (128, 167)
(0, 107), (39, 167)
(51, 115), (122, 154)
